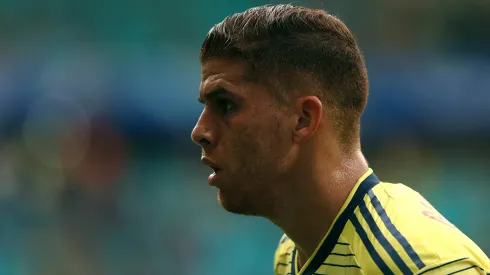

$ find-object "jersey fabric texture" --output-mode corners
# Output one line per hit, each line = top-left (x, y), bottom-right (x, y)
(274, 169), (490, 275)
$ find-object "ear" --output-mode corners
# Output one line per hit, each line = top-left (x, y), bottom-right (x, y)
(293, 96), (323, 143)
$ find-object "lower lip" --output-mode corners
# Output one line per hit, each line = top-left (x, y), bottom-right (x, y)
(208, 171), (222, 186)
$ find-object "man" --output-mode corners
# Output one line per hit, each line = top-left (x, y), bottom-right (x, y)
(191, 4), (490, 275)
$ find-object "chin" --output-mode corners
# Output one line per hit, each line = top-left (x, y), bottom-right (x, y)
(217, 189), (259, 216)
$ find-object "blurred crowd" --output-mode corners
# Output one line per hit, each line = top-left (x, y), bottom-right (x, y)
(0, 1), (489, 274)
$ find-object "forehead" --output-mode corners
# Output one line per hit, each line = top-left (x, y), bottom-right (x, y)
(201, 59), (250, 84)
(200, 59), (268, 100)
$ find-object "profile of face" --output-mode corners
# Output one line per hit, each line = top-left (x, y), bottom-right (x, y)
(191, 59), (298, 216)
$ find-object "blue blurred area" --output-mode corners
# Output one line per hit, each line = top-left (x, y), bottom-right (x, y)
(0, 1), (489, 274)
(2, 52), (490, 140)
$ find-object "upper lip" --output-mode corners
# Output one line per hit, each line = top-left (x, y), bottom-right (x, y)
(201, 157), (222, 173)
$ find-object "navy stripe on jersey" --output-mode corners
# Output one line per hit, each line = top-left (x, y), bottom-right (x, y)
(448, 265), (484, 275)
(291, 248), (297, 275)
(350, 214), (394, 275)
(301, 172), (380, 275)
(322, 263), (361, 268)
(368, 190), (426, 269)
(280, 235), (290, 244)
(330, 252), (355, 257)
(417, 258), (468, 275)
(359, 199), (412, 275)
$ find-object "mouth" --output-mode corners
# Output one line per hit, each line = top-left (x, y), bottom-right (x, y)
(201, 157), (223, 185)
(209, 165), (222, 174)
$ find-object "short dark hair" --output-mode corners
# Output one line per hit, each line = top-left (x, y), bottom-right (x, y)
(200, 4), (368, 147)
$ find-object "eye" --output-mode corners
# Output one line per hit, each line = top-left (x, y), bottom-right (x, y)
(216, 98), (236, 115)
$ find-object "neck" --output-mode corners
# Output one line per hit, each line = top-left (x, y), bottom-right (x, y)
(268, 148), (368, 268)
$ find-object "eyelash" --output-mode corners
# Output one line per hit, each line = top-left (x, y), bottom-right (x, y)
(215, 98), (236, 115)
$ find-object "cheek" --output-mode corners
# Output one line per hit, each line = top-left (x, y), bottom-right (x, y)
(232, 129), (262, 164)
(224, 108), (292, 174)
(221, 125), (263, 174)
(236, 123), (289, 174)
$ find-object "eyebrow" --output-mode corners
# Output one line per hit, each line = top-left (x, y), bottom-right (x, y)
(198, 87), (233, 104)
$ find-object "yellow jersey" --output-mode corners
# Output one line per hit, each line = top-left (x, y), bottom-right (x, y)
(274, 169), (490, 275)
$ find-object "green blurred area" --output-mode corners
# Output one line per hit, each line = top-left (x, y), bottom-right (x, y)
(1, 137), (488, 275)
(1, 0), (489, 52)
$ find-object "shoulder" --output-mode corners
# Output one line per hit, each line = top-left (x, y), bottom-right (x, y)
(273, 234), (295, 274)
(414, 257), (490, 275)
(354, 181), (490, 271)
(274, 234), (295, 264)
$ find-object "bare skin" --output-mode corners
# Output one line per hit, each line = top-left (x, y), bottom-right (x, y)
(192, 58), (369, 271)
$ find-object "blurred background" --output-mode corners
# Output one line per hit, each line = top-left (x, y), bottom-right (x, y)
(0, 0), (489, 274)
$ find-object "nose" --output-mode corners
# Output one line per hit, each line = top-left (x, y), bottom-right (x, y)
(191, 125), (213, 148)
(191, 112), (216, 150)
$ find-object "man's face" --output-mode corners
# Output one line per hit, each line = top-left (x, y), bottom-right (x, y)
(191, 59), (296, 216)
